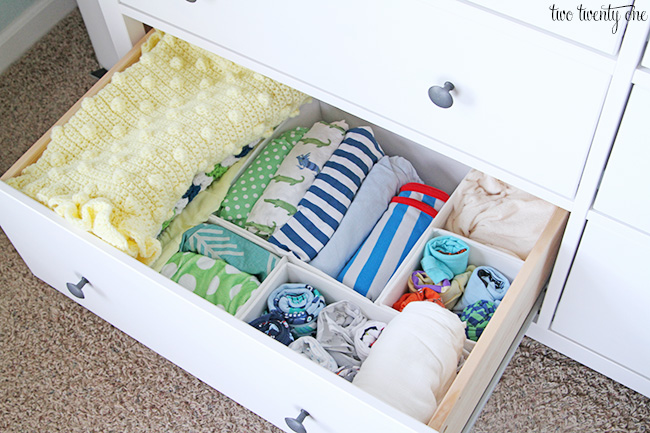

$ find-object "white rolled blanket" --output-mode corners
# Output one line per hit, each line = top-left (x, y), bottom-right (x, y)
(352, 301), (465, 423)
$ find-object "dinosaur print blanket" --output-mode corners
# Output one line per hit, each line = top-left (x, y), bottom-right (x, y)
(244, 120), (348, 238)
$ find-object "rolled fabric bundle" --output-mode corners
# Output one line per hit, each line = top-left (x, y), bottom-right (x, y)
(420, 235), (470, 284)
(245, 120), (348, 238)
(217, 127), (308, 228)
(338, 183), (449, 301)
(248, 310), (294, 346)
(352, 302), (466, 423)
(460, 300), (497, 342)
(269, 126), (385, 262)
(179, 223), (280, 280)
(452, 265), (511, 312)
(310, 155), (421, 278)
(267, 283), (326, 338)
(289, 336), (339, 372)
(160, 251), (260, 315)
(353, 320), (386, 362)
(392, 286), (446, 312)
(442, 265), (476, 310)
(316, 300), (368, 368)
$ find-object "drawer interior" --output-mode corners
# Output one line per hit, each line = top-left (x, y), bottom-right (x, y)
(0, 30), (569, 433)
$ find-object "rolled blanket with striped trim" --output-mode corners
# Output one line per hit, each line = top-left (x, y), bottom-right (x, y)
(337, 183), (449, 301)
(268, 127), (384, 261)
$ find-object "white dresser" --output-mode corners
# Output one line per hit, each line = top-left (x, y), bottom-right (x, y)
(2, 1), (649, 432)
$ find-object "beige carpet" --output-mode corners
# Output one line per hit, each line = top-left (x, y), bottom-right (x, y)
(1, 9), (648, 433)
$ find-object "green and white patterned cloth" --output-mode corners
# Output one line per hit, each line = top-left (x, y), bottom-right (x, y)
(161, 251), (261, 315)
(217, 127), (308, 228)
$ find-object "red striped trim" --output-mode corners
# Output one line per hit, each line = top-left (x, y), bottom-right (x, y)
(400, 182), (450, 203)
(390, 196), (438, 218)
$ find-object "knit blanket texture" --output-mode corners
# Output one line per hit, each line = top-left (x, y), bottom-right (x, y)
(6, 30), (309, 264)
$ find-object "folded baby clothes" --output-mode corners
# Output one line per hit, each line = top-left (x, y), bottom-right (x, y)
(352, 302), (466, 423)
(310, 155), (421, 278)
(248, 310), (294, 346)
(460, 300), (497, 341)
(453, 266), (510, 312)
(269, 127), (385, 261)
(338, 183), (449, 301)
(353, 320), (386, 362)
(218, 127), (308, 228)
(316, 300), (368, 368)
(179, 223), (280, 280)
(420, 235), (470, 284)
(289, 336), (339, 372)
(161, 251), (260, 315)
(245, 121), (348, 238)
(442, 265), (476, 310)
(267, 283), (326, 338)
(444, 169), (556, 260)
(6, 30), (309, 264)
(393, 285), (446, 312)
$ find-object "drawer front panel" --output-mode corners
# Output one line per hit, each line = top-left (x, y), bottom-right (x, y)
(0, 182), (431, 433)
(119, 0), (610, 199)
(466, 0), (628, 54)
(593, 84), (650, 234)
(551, 219), (650, 379)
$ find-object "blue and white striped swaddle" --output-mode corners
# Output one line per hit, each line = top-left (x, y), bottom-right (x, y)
(337, 183), (450, 301)
(269, 127), (384, 261)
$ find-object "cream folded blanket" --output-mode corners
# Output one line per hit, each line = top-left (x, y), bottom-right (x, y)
(444, 170), (556, 260)
(6, 30), (309, 264)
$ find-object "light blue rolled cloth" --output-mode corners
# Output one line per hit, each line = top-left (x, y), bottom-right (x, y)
(267, 283), (326, 338)
(310, 155), (421, 278)
(420, 236), (470, 284)
(452, 266), (511, 312)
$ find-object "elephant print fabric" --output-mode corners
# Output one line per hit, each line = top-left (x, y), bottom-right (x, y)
(245, 120), (348, 238)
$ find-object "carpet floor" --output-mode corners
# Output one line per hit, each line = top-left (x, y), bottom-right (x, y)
(1, 9), (648, 433)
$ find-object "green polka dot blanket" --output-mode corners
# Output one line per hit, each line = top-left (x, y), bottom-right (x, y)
(161, 251), (261, 315)
(217, 126), (308, 227)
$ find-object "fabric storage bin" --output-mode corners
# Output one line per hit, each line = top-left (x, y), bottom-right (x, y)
(0, 30), (569, 433)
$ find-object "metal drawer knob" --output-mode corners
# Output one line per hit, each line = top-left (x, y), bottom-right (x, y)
(428, 81), (455, 109)
(186, 0), (197, 2)
(285, 409), (310, 433)
(66, 277), (89, 299)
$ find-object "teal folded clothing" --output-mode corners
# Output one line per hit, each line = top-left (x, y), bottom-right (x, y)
(420, 235), (470, 284)
(453, 266), (510, 312)
(179, 223), (280, 280)
(267, 283), (326, 338)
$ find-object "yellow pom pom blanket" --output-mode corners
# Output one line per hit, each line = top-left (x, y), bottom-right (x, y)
(6, 30), (309, 264)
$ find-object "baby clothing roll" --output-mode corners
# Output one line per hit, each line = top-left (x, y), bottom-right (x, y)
(393, 285), (446, 312)
(267, 283), (326, 338)
(289, 336), (339, 372)
(338, 183), (449, 301)
(248, 310), (294, 346)
(353, 320), (386, 362)
(245, 120), (348, 238)
(179, 223), (280, 280)
(316, 300), (368, 368)
(269, 127), (385, 261)
(218, 127), (308, 228)
(352, 301), (466, 423)
(309, 155), (421, 277)
(420, 235), (470, 284)
(442, 265), (476, 310)
(161, 251), (260, 315)
(460, 300), (497, 341)
(453, 266), (511, 312)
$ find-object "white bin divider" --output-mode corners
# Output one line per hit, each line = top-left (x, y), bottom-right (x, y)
(238, 261), (397, 326)
(375, 228), (524, 310)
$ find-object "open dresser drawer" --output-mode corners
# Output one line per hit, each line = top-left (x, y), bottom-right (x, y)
(0, 32), (568, 433)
